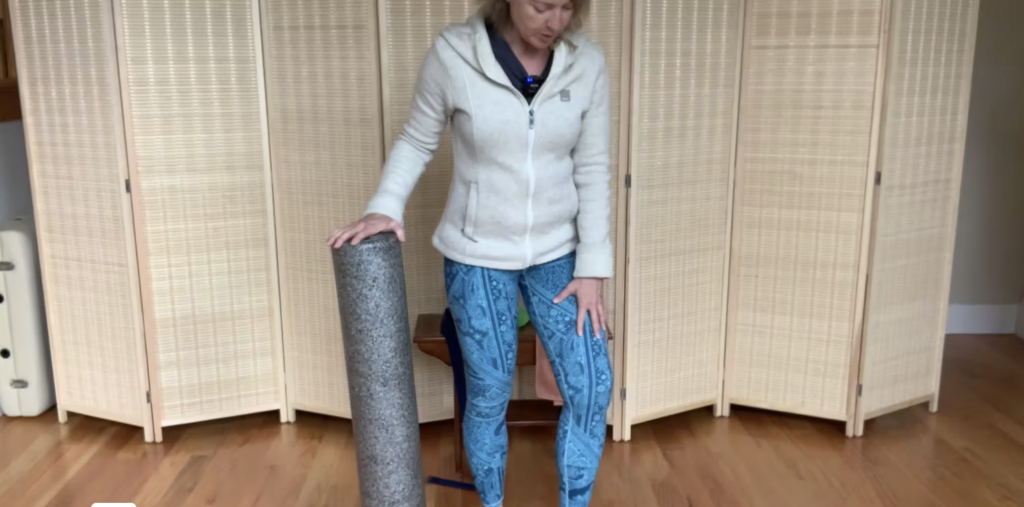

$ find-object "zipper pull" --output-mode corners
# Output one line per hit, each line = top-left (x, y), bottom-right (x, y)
(529, 110), (535, 130)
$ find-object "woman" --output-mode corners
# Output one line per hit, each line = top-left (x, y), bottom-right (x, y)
(329, 0), (612, 505)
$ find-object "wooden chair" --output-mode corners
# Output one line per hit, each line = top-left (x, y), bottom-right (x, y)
(412, 313), (562, 476)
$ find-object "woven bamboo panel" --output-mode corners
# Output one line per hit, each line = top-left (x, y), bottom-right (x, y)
(585, 0), (625, 333)
(116, 0), (283, 424)
(8, 0), (148, 426)
(626, 0), (743, 424)
(860, 0), (978, 418)
(727, 0), (883, 420)
(261, 0), (382, 419)
(381, 0), (475, 422)
(515, 367), (538, 399)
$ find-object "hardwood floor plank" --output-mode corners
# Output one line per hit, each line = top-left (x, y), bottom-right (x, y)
(0, 414), (69, 481)
(153, 455), (213, 507)
(878, 410), (1019, 507)
(44, 425), (167, 507)
(250, 416), (327, 507)
(934, 383), (1024, 491)
(420, 422), (478, 507)
(177, 413), (284, 507)
(650, 412), (753, 507)
(132, 421), (233, 506)
(2, 417), (117, 507)
(293, 415), (360, 507)
(776, 416), (895, 507)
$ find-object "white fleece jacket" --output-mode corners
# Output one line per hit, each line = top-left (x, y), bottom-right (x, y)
(365, 14), (613, 279)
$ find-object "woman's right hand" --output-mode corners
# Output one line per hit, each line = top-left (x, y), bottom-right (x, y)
(327, 213), (406, 248)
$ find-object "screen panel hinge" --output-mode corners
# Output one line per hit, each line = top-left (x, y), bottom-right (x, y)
(10, 379), (28, 389)
(620, 387), (627, 401)
(625, 174), (632, 189)
(125, 178), (132, 193)
(857, 384), (863, 397)
(874, 171), (881, 186)
(146, 391), (152, 404)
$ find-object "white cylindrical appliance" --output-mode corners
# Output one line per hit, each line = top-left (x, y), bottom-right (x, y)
(0, 215), (55, 417)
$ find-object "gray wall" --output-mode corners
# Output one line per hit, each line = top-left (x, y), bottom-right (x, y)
(949, 0), (1024, 306)
(1017, 300), (1024, 338)
(0, 120), (33, 225)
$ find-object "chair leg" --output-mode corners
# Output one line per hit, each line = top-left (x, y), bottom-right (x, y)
(454, 393), (465, 476)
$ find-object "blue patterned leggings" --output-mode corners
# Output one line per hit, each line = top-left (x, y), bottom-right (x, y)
(444, 252), (613, 507)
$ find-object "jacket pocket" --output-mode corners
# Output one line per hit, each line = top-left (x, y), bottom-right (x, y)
(462, 182), (479, 242)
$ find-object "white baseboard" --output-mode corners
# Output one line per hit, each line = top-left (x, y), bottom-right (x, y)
(1016, 301), (1024, 339)
(946, 304), (1019, 334)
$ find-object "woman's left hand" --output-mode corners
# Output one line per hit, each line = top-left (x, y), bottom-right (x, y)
(554, 278), (607, 338)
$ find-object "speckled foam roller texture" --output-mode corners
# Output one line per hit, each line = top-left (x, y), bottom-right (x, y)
(333, 233), (426, 507)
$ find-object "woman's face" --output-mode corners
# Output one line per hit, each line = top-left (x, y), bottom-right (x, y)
(509, 0), (575, 50)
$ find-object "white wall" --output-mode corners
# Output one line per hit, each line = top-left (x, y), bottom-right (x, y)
(947, 0), (1024, 333)
(0, 120), (33, 225)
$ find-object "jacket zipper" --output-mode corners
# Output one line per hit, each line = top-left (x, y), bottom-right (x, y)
(521, 55), (563, 266)
(480, 51), (568, 267)
(524, 109), (536, 266)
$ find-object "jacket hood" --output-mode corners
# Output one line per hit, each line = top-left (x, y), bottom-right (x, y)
(438, 13), (592, 86)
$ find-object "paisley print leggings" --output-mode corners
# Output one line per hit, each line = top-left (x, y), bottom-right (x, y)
(444, 252), (613, 507)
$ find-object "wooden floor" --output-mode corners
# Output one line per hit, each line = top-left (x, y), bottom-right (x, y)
(2, 334), (1023, 507)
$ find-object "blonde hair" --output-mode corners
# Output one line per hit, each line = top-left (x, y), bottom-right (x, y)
(477, 0), (590, 34)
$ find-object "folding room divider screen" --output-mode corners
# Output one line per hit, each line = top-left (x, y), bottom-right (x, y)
(719, 0), (978, 438)
(9, 0), (153, 440)
(724, 0), (888, 428)
(622, 0), (743, 442)
(9, 0), (979, 442)
(854, 0), (979, 437)
(113, 0), (288, 442)
(260, 0), (384, 423)
(377, 0), (477, 425)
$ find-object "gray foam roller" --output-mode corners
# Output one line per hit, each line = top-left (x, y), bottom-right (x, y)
(332, 232), (426, 507)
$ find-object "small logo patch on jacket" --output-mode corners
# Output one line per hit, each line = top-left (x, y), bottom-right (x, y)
(560, 90), (571, 102)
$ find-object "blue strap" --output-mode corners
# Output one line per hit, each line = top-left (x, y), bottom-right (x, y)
(440, 308), (467, 423)
(426, 475), (477, 491)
